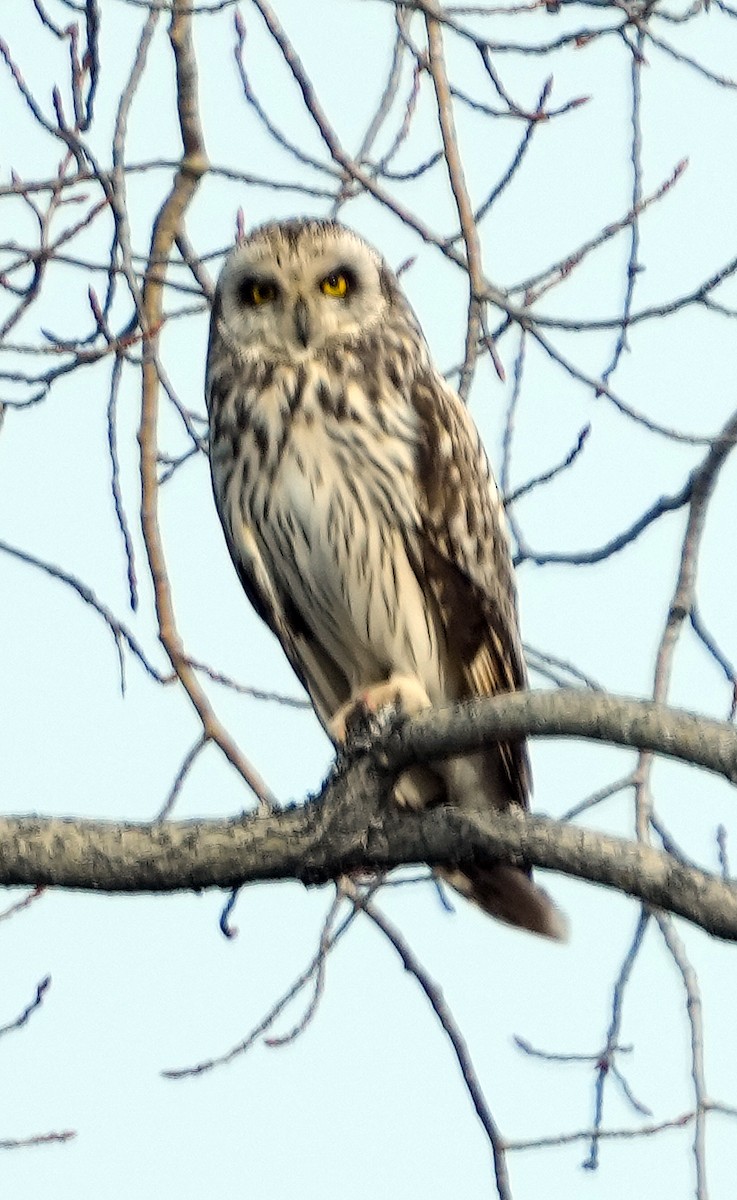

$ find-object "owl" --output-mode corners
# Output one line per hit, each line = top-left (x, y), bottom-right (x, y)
(206, 217), (565, 940)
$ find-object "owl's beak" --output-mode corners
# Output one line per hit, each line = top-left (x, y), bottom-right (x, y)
(294, 298), (310, 348)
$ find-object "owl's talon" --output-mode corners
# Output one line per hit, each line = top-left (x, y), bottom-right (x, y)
(329, 676), (432, 753)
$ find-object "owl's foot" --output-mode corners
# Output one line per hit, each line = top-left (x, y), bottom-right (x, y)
(329, 676), (443, 810)
(329, 674), (432, 744)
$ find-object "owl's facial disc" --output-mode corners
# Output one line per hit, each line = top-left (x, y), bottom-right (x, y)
(217, 223), (392, 361)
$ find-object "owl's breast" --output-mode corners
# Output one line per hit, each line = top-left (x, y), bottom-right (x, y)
(264, 398), (395, 599)
(241, 366), (418, 528)
(233, 369), (440, 692)
(210, 361), (445, 697)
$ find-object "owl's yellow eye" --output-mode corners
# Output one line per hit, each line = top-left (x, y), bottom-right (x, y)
(239, 278), (277, 306)
(320, 272), (349, 299)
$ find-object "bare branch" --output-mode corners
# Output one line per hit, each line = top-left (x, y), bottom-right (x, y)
(347, 880), (512, 1200)
(2, 691), (737, 939)
(134, 1), (274, 808)
(0, 977), (51, 1040)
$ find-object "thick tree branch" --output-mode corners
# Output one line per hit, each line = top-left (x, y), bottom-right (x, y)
(383, 690), (737, 785)
(2, 692), (736, 940)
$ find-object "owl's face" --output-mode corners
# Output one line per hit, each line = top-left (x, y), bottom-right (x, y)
(213, 219), (398, 364)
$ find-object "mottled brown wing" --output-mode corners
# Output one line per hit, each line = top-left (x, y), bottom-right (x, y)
(411, 370), (531, 809)
(218, 511), (354, 728)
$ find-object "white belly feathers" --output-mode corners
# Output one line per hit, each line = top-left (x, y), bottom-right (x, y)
(229, 363), (443, 697)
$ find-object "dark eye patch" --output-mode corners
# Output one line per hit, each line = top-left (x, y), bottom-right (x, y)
(237, 276), (279, 307)
(332, 265), (358, 293)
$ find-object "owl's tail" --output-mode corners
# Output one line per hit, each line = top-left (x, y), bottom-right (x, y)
(329, 681), (567, 939)
(438, 865), (568, 940)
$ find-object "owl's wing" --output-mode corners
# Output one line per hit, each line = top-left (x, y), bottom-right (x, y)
(410, 369), (530, 809)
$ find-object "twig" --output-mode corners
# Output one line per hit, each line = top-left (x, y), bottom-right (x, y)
(0, 538), (169, 686)
(559, 772), (637, 823)
(136, 1), (274, 809)
(187, 658), (310, 708)
(154, 735), (209, 821)
(0, 977), (51, 1039)
(346, 880), (513, 1200)
(0, 887), (44, 922)
(505, 424), (590, 506)
(717, 825), (731, 881)
(689, 605), (737, 718)
(503, 1106), (737, 1152)
(106, 352), (139, 611)
(655, 914), (709, 1199)
(514, 475), (693, 569)
(163, 889), (358, 1077)
(263, 891), (343, 1047)
(426, 12), (498, 394)
(600, 27), (644, 384)
(0, 1130), (76, 1150)
(584, 911), (650, 1170)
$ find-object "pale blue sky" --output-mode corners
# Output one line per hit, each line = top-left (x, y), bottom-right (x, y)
(2, 3), (737, 1198)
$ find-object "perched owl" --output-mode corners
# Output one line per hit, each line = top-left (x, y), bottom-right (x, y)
(206, 217), (565, 940)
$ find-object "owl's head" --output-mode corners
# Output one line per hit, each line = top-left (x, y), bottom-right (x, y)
(211, 219), (408, 363)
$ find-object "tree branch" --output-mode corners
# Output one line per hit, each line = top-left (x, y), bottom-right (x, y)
(3, 692), (737, 940)
(383, 690), (737, 785)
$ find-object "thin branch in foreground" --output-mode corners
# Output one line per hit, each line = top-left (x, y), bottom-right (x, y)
(0, 538), (170, 686)
(511, 157), (687, 304)
(136, 2), (274, 811)
(528, 324), (710, 446)
(717, 825), (731, 881)
(523, 646), (603, 693)
(187, 657), (311, 708)
(106, 351), (139, 612)
(655, 913), (709, 1200)
(3, 691), (737, 939)
(346, 880), (512, 1200)
(640, 23), (737, 89)
(609, 1060), (652, 1118)
(503, 1102), (737, 1152)
(163, 889), (358, 1078)
(689, 604), (737, 719)
(471, 77), (556, 227)
(425, 11), (501, 394)
(504, 423), (590, 507)
(0, 1130), (76, 1151)
(514, 1036), (633, 1064)
(599, 27), (644, 385)
(371, 54), (423, 183)
(0, 976), (51, 1040)
(500, 325), (525, 502)
(636, 403), (737, 838)
(0, 887), (44, 923)
(232, 8), (338, 180)
(154, 734), (209, 821)
(263, 889), (343, 1048)
(218, 887), (239, 939)
(585, 911), (650, 1171)
(513, 475), (693, 569)
(559, 772), (637, 823)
